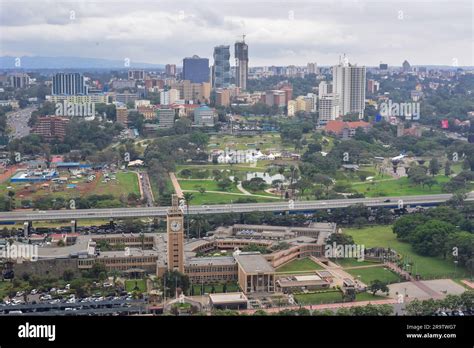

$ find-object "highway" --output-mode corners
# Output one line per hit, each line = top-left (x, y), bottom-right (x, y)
(0, 193), (471, 222)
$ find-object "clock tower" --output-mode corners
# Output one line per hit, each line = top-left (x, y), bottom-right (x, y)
(167, 194), (185, 273)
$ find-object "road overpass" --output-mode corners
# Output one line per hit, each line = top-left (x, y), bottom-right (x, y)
(0, 193), (471, 223)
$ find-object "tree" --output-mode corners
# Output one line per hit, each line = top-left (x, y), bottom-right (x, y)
(62, 270), (74, 282)
(411, 220), (457, 257)
(393, 214), (429, 241)
(444, 161), (452, 176)
(429, 158), (440, 176)
(369, 280), (389, 295)
(162, 270), (190, 298)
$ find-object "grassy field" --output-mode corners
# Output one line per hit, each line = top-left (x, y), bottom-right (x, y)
(276, 258), (324, 273)
(96, 172), (140, 197)
(125, 279), (147, 292)
(345, 225), (470, 279)
(332, 258), (382, 268)
(189, 282), (240, 295)
(346, 267), (401, 285)
(294, 290), (387, 305)
(1, 171), (140, 208)
(187, 192), (278, 205)
(351, 176), (460, 197)
(178, 179), (241, 194)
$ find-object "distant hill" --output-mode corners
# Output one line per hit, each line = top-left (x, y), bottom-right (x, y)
(0, 56), (164, 69)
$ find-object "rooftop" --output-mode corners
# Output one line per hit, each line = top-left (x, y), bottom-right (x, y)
(209, 292), (248, 304)
(186, 256), (236, 267)
(234, 252), (275, 274)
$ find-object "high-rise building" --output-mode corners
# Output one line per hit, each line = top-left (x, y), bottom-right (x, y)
(402, 60), (411, 72)
(32, 116), (69, 142)
(170, 80), (210, 103)
(332, 56), (366, 118)
(159, 89), (179, 105)
(235, 36), (249, 90)
(215, 89), (231, 107)
(318, 81), (339, 124)
(128, 70), (145, 80)
(167, 195), (185, 273)
(52, 73), (88, 96)
(9, 73), (30, 89)
(265, 90), (286, 108)
(183, 55), (210, 83)
(318, 94), (340, 125)
(116, 106), (129, 126)
(318, 81), (333, 98)
(367, 79), (380, 94)
(212, 45), (231, 89)
(156, 108), (175, 128)
(165, 64), (176, 77)
(307, 62), (318, 75)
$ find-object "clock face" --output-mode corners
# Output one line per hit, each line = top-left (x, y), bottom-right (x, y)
(170, 220), (181, 232)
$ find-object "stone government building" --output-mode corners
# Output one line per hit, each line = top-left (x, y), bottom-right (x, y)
(11, 197), (335, 295)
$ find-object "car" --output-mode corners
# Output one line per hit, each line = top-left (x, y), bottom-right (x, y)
(383, 199), (391, 203)
(15, 291), (24, 297)
(30, 289), (38, 295)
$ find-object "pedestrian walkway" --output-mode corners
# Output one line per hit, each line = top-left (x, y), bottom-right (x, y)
(461, 279), (474, 289)
(169, 172), (183, 198)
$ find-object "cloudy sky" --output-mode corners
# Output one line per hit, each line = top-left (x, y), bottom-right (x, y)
(0, 0), (473, 67)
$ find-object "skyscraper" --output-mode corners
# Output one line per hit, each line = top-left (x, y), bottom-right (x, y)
(165, 64), (177, 77)
(235, 36), (249, 90)
(332, 56), (366, 118)
(52, 73), (88, 96)
(182, 55), (210, 83)
(212, 45), (231, 89)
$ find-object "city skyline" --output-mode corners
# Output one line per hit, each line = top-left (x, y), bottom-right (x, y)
(0, 0), (472, 67)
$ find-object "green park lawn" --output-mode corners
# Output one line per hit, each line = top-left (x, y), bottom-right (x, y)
(345, 225), (470, 279)
(178, 179), (241, 194)
(332, 258), (381, 268)
(187, 192), (277, 205)
(276, 258), (324, 273)
(125, 279), (147, 293)
(345, 267), (401, 285)
(351, 175), (460, 197)
(96, 172), (140, 197)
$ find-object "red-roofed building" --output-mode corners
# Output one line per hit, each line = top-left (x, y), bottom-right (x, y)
(325, 120), (371, 139)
